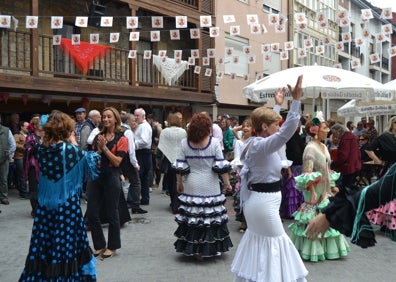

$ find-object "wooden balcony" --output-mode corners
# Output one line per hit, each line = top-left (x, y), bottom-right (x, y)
(0, 30), (214, 104)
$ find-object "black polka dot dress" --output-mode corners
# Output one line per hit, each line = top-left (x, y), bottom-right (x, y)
(19, 142), (100, 281)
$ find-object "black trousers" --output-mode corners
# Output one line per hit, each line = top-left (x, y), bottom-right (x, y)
(123, 163), (142, 208)
(165, 164), (179, 213)
(136, 149), (152, 204)
(86, 168), (121, 251)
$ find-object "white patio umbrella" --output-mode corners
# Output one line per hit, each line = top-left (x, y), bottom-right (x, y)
(337, 99), (396, 117)
(244, 65), (394, 103)
(384, 79), (396, 89)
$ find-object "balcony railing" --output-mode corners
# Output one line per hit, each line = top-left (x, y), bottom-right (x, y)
(170, 0), (213, 13)
(0, 30), (204, 92)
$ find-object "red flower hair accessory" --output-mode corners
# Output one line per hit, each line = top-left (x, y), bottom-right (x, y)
(309, 125), (319, 134)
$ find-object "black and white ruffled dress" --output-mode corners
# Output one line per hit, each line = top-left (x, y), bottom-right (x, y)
(173, 136), (233, 257)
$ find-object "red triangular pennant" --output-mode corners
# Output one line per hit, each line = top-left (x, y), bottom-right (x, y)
(60, 38), (113, 74)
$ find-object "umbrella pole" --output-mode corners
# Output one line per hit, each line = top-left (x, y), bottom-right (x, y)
(322, 98), (327, 120)
(313, 97), (316, 113)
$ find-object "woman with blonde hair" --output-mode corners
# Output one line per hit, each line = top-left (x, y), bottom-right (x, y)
(20, 111), (100, 281)
(231, 75), (308, 281)
(231, 118), (255, 232)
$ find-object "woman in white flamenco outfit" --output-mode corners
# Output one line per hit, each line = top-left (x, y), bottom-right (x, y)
(231, 75), (308, 282)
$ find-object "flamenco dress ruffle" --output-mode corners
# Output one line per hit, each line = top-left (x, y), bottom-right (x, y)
(231, 191), (308, 282)
(19, 146), (99, 281)
(367, 199), (396, 241)
(174, 193), (233, 257)
(289, 199), (350, 262)
(289, 171), (350, 262)
(19, 195), (96, 281)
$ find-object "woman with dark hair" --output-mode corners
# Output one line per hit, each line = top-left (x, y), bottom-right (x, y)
(306, 162), (396, 248)
(86, 107), (128, 259)
(358, 133), (371, 162)
(157, 113), (187, 214)
(280, 117), (305, 219)
(20, 111), (100, 281)
(23, 116), (44, 217)
(289, 116), (349, 262)
(219, 116), (234, 161)
(173, 112), (233, 259)
(365, 115), (396, 241)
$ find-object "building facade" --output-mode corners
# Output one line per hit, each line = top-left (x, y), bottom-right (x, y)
(209, 0), (288, 120)
(0, 0), (216, 124)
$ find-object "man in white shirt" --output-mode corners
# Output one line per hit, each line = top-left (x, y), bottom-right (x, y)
(121, 113), (147, 214)
(134, 108), (152, 205)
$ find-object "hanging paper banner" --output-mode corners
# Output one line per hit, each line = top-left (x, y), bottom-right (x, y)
(26, 16), (38, 28)
(51, 16), (63, 29)
(126, 16), (138, 29)
(75, 17), (88, 27)
(175, 16), (187, 28)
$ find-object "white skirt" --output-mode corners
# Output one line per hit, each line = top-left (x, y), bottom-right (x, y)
(231, 191), (308, 282)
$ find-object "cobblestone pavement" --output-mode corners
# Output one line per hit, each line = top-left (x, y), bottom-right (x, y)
(1, 187), (395, 282)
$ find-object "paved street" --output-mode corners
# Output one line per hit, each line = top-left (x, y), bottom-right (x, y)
(1, 187), (395, 282)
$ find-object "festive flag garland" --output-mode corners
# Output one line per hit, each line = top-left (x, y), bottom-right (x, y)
(0, 8), (395, 82)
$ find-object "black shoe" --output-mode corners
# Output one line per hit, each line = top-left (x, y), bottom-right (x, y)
(131, 207), (148, 214)
(0, 199), (9, 205)
(140, 201), (149, 206)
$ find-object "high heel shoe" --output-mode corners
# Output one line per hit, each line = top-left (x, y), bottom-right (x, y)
(93, 249), (105, 257)
(101, 249), (116, 260)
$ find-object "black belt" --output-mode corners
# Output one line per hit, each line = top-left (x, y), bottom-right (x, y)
(250, 180), (281, 193)
(136, 148), (151, 152)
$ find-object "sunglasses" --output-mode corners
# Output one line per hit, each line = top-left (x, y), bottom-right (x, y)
(358, 139), (366, 141)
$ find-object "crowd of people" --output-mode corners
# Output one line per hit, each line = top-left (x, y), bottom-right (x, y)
(1, 81), (396, 280)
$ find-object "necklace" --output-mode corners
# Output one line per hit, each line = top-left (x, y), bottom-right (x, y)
(105, 133), (115, 142)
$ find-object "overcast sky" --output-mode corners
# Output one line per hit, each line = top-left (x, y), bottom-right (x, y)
(367, 0), (396, 11)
